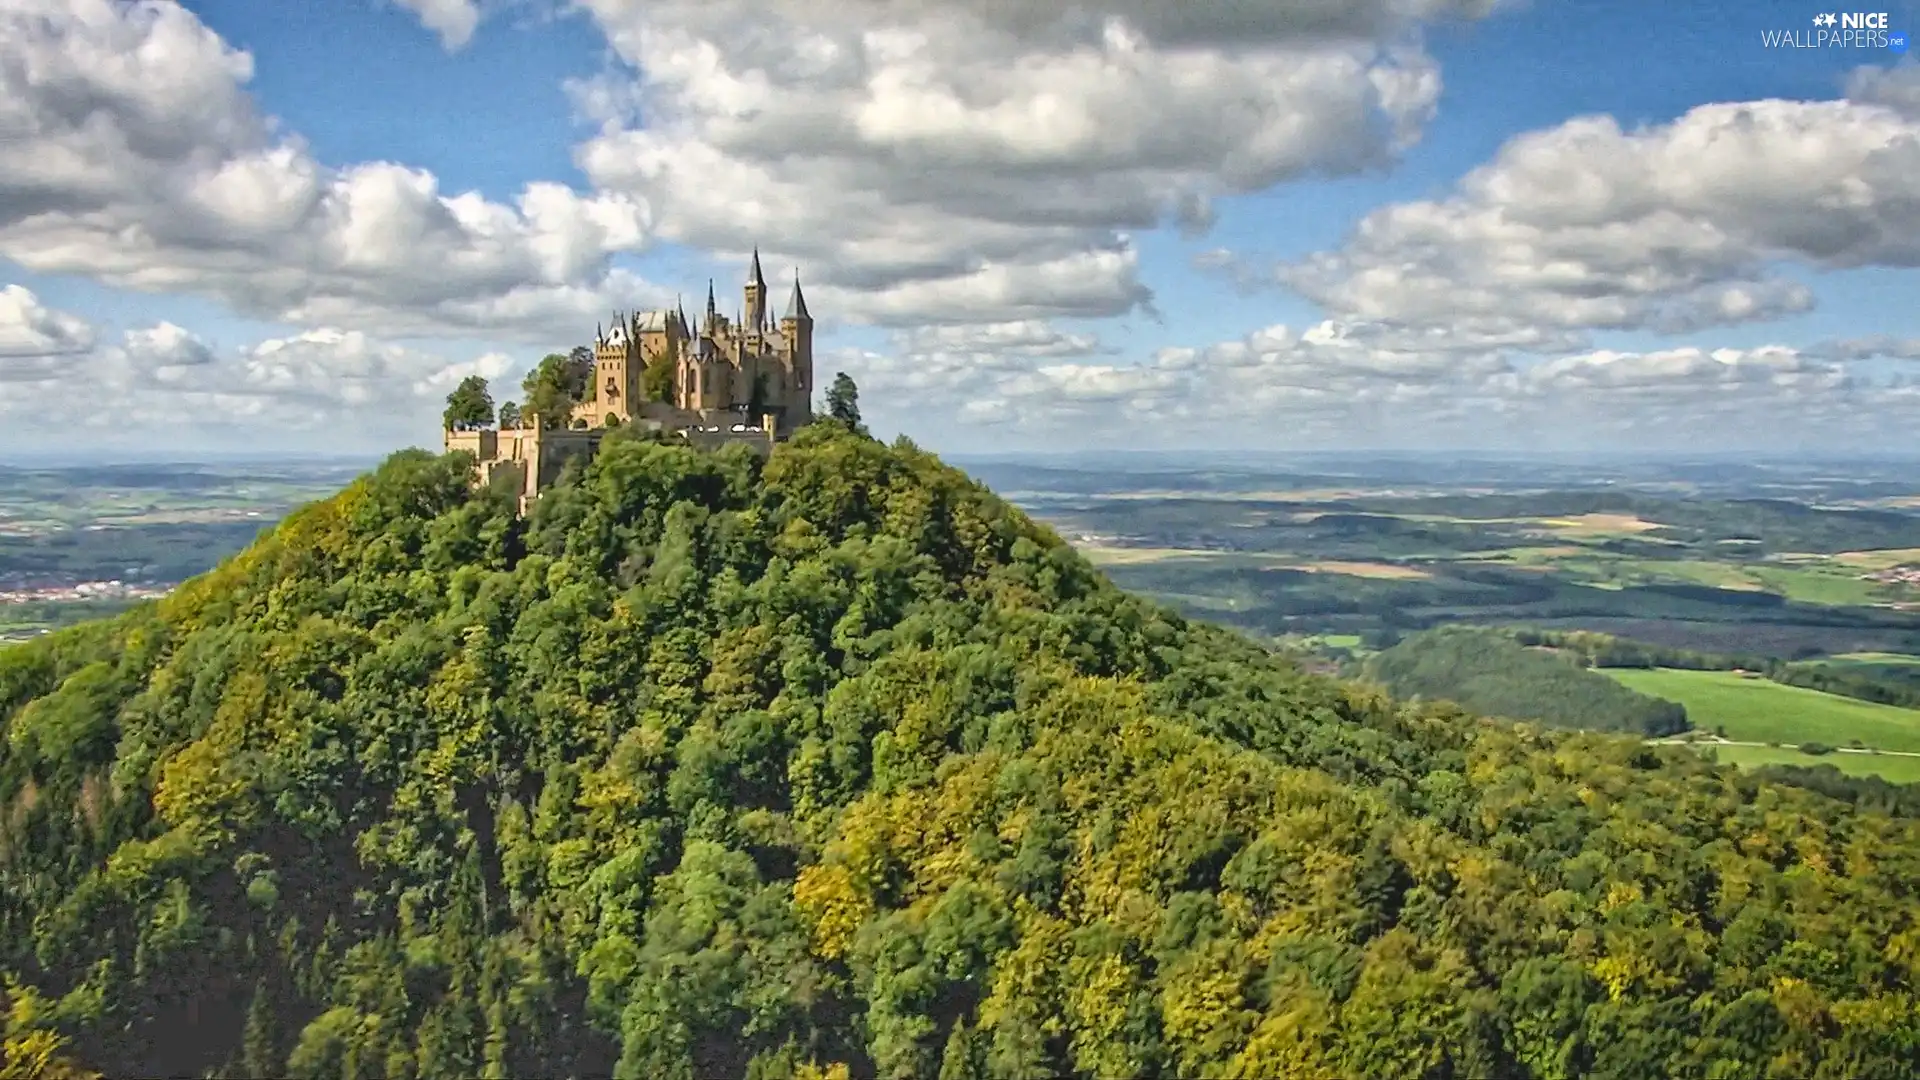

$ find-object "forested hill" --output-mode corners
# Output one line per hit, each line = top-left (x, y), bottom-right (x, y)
(1363, 627), (1691, 737)
(4, 424), (1920, 1079)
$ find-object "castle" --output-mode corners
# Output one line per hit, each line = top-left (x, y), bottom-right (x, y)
(575, 248), (814, 432)
(447, 250), (817, 512)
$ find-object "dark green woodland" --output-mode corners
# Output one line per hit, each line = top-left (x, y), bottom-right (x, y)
(4, 423), (1920, 1078)
(1362, 627), (1692, 737)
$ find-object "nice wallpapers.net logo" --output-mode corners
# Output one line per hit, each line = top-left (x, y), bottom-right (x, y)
(1761, 10), (1909, 49)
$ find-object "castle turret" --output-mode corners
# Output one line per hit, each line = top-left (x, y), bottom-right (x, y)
(745, 248), (767, 332)
(783, 272), (811, 322)
(780, 271), (814, 424)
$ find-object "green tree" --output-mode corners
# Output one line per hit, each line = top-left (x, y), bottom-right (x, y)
(443, 375), (495, 431)
(497, 401), (522, 429)
(522, 353), (592, 430)
(644, 354), (675, 403)
(825, 372), (861, 429)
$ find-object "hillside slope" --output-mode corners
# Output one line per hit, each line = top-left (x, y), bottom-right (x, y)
(1363, 626), (1691, 736)
(3, 425), (1920, 1079)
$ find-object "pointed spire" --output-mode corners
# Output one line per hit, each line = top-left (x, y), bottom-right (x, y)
(784, 270), (811, 321)
(748, 247), (766, 289)
(706, 279), (717, 319)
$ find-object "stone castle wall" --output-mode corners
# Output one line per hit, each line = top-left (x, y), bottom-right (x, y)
(447, 413), (781, 514)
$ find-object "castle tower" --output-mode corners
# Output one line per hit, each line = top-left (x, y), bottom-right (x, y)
(780, 271), (814, 424)
(744, 248), (768, 335)
(593, 312), (633, 425)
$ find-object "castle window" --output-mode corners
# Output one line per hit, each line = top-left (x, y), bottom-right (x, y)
(605, 376), (618, 398)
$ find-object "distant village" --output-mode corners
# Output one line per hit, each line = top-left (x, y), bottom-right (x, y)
(0, 577), (172, 607)
(1864, 565), (1920, 587)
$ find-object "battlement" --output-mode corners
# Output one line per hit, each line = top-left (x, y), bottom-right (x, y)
(446, 424), (605, 515)
(448, 412), (782, 514)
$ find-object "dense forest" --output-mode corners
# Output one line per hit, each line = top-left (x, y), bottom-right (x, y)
(1360, 627), (1691, 737)
(5, 424), (1920, 1078)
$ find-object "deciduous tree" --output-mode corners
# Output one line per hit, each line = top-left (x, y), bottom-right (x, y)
(443, 375), (495, 431)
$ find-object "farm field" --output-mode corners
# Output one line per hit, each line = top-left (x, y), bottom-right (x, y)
(1608, 668), (1920, 753)
(1079, 546), (1430, 580)
(1683, 743), (1920, 784)
(1076, 546), (1294, 568)
(972, 454), (1920, 662)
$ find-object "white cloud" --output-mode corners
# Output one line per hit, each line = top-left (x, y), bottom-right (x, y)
(0, 286), (522, 450)
(1847, 63), (1920, 118)
(0, 285), (95, 366)
(896, 320), (1105, 357)
(0, 0), (653, 342)
(124, 321), (216, 371)
(593, 0), (1507, 48)
(568, 0), (1487, 325)
(1276, 83), (1920, 349)
(833, 317), (1920, 452)
(1795, 335), (1920, 362)
(392, 0), (483, 49)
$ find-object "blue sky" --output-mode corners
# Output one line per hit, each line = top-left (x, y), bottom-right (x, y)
(2, 0), (1918, 457)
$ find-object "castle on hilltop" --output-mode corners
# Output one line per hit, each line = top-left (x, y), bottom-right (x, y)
(447, 250), (817, 513)
(577, 249), (814, 432)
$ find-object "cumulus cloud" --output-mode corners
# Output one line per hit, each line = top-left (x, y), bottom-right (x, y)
(590, 0), (1506, 48)
(0, 286), (517, 450)
(567, 0), (1489, 325)
(1278, 83), (1920, 349)
(1801, 335), (1920, 361)
(392, 0), (483, 49)
(123, 321), (217, 371)
(0, 285), (95, 364)
(833, 317), (1920, 452)
(896, 320), (1106, 358)
(1847, 62), (1920, 117)
(0, 0), (653, 342)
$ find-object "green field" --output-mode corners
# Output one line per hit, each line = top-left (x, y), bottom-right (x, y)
(1832, 652), (1920, 666)
(1681, 743), (1920, 784)
(1450, 549), (1896, 607)
(1608, 668), (1920, 753)
(1745, 566), (1888, 606)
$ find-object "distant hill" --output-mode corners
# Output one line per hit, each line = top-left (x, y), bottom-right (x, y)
(3, 425), (1919, 1078)
(1361, 626), (1691, 736)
